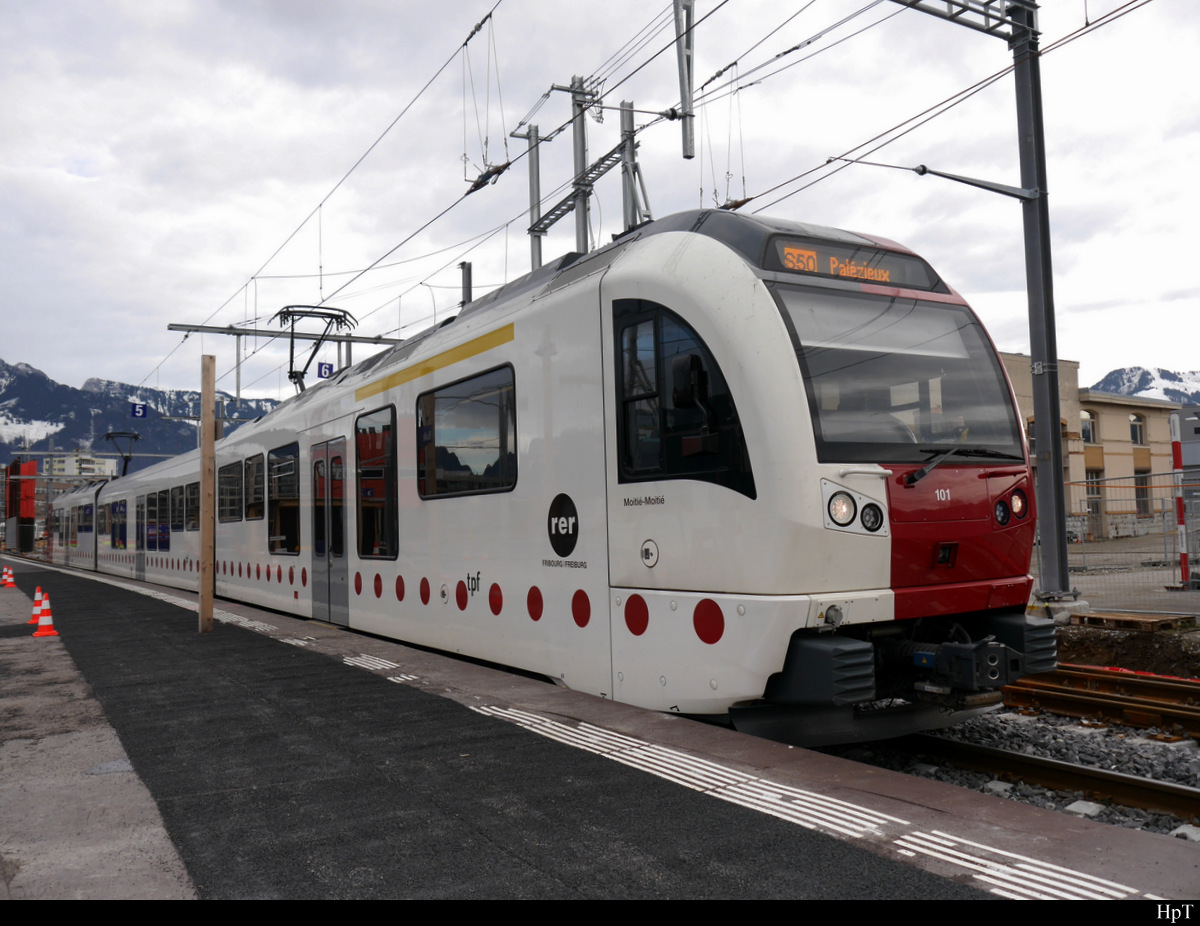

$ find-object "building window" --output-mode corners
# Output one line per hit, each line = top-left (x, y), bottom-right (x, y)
(1081, 409), (1097, 444)
(1135, 472), (1151, 517)
(1129, 413), (1146, 446)
(1085, 469), (1104, 537)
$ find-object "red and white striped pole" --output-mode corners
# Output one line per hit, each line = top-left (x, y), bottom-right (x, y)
(1171, 411), (1189, 586)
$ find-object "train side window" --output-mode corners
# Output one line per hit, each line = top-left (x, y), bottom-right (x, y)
(113, 500), (127, 549)
(244, 455), (265, 520)
(98, 504), (109, 536)
(146, 493), (158, 551)
(416, 366), (516, 498)
(613, 300), (756, 498)
(357, 406), (398, 558)
(185, 483), (199, 531)
(218, 463), (243, 523)
(170, 486), (184, 532)
(157, 489), (170, 551)
(269, 442), (300, 554)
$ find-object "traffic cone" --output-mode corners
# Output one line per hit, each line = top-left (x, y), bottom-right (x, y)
(33, 593), (58, 638)
(2, 566), (15, 588)
(27, 587), (43, 625)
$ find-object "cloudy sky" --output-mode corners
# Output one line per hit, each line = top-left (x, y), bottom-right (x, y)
(4, 0), (1195, 400)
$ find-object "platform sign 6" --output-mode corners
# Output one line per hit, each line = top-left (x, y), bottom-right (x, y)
(318, 362), (334, 379)
(131, 403), (147, 418)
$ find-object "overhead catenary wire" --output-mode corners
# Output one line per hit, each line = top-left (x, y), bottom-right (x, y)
(308, 0), (1156, 349)
(745, 0), (1157, 213)
(140, 0), (505, 389)
(208, 0), (962, 392)
(197, 0), (1153, 398)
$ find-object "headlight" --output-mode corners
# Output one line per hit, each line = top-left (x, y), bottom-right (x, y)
(994, 499), (1011, 526)
(1011, 489), (1028, 519)
(829, 492), (857, 526)
(860, 503), (884, 533)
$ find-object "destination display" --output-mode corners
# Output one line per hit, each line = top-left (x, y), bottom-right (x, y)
(766, 237), (945, 292)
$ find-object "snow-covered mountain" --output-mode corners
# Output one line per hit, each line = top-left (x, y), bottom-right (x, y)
(1090, 367), (1200, 406)
(0, 358), (278, 473)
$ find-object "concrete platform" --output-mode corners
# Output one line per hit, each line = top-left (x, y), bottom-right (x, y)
(3, 557), (1197, 899)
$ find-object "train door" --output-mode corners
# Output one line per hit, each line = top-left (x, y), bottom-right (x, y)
(135, 495), (146, 580)
(311, 439), (349, 626)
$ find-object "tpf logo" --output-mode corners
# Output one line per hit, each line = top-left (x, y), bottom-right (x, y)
(547, 494), (579, 557)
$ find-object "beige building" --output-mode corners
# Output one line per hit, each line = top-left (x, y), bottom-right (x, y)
(1000, 352), (1178, 540)
(44, 453), (118, 478)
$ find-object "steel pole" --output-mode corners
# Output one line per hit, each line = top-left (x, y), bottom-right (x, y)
(1011, 8), (1070, 598)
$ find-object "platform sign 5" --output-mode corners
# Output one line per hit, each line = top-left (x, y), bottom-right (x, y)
(131, 403), (147, 418)
(318, 362), (334, 379)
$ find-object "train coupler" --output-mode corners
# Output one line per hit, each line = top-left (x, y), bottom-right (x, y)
(907, 636), (1021, 692)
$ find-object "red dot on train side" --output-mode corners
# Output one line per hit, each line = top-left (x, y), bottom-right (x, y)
(276, 565), (282, 583)
(354, 572), (362, 595)
(420, 578), (430, 605)
(489, 583), (502, 615)
(374, 574), (383, 598)
(238, 562), (243, 577)
(456, 581), (468, 610)
(625, 594), (649, 636)
(572, 590), (590, 628)
(266, 565), (271, 582)
(301, 567), (307, 587)
(395, 575), (405, 601)
(256, 564), (261, 580)
(289, 566), (294, 585)
(694, 599), (724, 645)
(527, 586), (543, 621)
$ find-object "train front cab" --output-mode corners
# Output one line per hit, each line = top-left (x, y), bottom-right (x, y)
(598, 216), (1054, 743)
(759, 234), (1055, 741)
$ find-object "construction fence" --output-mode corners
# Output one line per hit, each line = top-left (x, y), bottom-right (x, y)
(1033, 471), (1200, 611)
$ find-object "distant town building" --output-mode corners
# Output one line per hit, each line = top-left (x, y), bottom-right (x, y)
(1001, 352), (1179, 541)
(1177, 404), (1200, 507)
(44, 454), (118, 478)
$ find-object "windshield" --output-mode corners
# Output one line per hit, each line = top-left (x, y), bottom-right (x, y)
(774, 285), (1023, 464)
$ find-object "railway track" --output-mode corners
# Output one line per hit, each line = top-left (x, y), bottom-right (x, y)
(902, 732), (1200, 823)
(1003, 663), (1200, 739)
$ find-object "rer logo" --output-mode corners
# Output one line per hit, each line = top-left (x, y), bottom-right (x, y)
(547, 493), (579, 557)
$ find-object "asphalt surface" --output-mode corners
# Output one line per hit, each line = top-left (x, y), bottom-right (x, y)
(2, 562), (992, 900)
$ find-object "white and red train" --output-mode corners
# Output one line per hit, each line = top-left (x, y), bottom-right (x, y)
(50, 210), (1055, 743)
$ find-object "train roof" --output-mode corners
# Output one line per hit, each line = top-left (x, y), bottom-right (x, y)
(250, 209), (944, 428)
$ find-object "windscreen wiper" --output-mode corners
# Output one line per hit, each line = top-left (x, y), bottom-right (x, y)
(905, 446), (1023, 486)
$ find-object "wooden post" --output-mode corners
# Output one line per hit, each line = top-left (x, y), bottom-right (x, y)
(199, 355), (215, 633)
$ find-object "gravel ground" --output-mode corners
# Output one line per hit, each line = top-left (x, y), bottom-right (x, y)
(1057, 625), (1200, 679)
(824, 708), (1200, 839)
